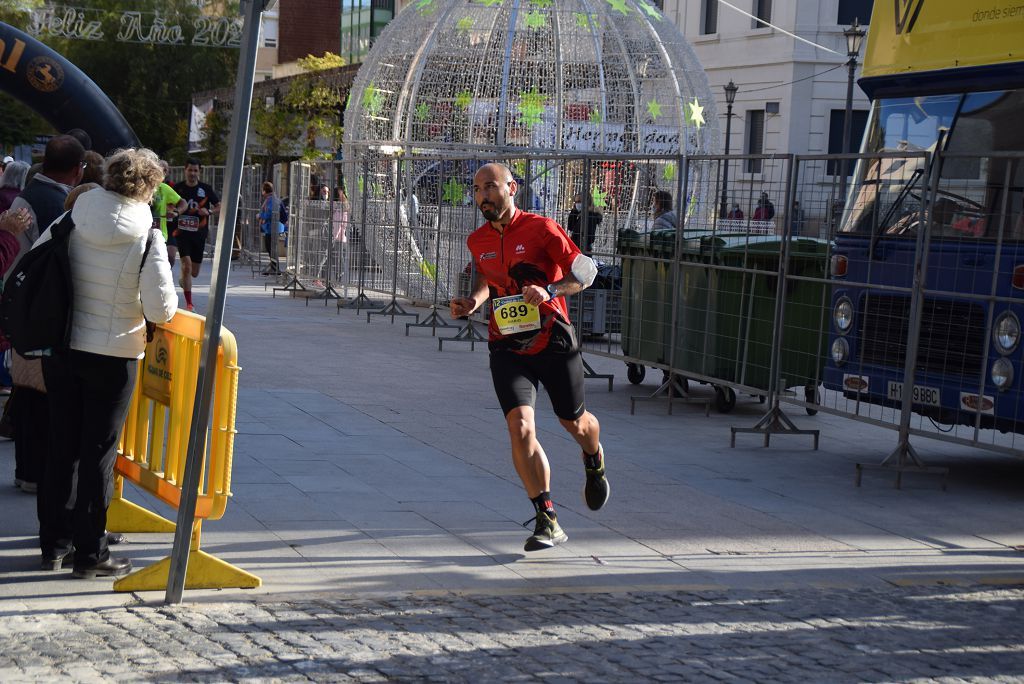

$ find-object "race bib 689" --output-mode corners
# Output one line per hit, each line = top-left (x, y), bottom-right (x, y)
(492, 294), (540, 334)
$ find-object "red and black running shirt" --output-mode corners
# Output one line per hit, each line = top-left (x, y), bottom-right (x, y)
(467, 209), (581, 355)
(171, 181), (220, 237)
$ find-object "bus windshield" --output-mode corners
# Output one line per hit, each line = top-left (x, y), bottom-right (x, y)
(839, 89), (1024, 239)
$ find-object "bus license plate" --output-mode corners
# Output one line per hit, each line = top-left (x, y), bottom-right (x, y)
(886, 381), (940, 407)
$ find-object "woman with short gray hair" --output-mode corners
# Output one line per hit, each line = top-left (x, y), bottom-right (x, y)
(37, 147), (177, 580)
(0, 160), (30, 213)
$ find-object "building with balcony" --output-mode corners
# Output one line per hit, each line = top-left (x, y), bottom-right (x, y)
(664, 0), (873, 189)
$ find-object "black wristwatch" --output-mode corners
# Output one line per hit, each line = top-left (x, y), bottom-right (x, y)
(546, 284), (558, 298)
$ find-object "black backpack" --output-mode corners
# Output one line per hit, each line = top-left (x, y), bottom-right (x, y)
(278, 197), (289, 226)
(0, 212), (75, 355)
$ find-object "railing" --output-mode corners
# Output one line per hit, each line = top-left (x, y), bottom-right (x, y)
(256, 149), (1024, 478)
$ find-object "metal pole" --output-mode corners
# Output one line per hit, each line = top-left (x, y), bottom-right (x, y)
(165, 0), (266, 605)
(895, 152), (941, 452)
(839, 57), (857, 201)
(719, 102), (733, 218)
(767, 155), (798, 409)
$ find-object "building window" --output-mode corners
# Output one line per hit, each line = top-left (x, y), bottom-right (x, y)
(838, 0), (873, 25)
(746, 110), (765, 173)
(752, 0), (772, 29)
(701, 0), (718, 34)
(826, 109), (869, 175)
(341, 0), (395, 65)
(263, 37), (277, 48)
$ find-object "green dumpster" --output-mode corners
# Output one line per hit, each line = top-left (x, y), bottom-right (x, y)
(672, 233), (830, 407)
(618, 229), (672, 365)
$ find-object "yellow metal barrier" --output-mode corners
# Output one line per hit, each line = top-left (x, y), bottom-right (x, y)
(109, 310), (260, 592)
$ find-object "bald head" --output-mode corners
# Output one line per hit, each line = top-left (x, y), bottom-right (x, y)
(473, 162), (517, 225)
(474, 163), (513, 186)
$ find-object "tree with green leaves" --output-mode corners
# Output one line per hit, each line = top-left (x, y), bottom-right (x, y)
(283, 52), (347, 161)
(1, 1), (50, 151)
(5, 0), (239, 158)
(251, 96), (302, 176)
(0, 93), (46, 151)
(0, 1), (41, 29)
(198, 105), (232, 166)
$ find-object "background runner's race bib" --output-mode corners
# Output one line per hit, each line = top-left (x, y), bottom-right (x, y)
(178, 214), (200, 231)
(492, 294), (540, 334)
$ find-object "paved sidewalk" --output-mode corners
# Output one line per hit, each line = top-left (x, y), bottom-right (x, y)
(4, 587), (1024, 682)
(2, 265), (1024, 680)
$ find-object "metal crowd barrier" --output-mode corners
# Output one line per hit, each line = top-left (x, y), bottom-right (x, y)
(107, 310), (259, 591)
(166, 163), (264, 270)
(267, 149), (1024, 473)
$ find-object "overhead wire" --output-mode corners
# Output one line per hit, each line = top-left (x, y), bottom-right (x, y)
(712, 1), (854, 94)
(739, 62), (848, 94)
(716, 0), (845, 56)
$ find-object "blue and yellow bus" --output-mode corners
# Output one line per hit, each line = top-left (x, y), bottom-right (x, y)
(823, 1), (1024, 433)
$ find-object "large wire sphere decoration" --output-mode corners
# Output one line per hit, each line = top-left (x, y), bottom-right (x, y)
(343, 0), (720, 205)
(339, 0), (716, 301)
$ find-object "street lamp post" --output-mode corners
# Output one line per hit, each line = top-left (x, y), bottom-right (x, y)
(839, 18), (866, 200)
(719, 79), (738, 219)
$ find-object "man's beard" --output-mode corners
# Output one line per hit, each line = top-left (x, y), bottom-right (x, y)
(479, 203), (499, 221)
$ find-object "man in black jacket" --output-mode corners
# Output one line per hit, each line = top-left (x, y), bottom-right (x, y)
(567, 192), (602, 255)
(5, 135), (84, 275)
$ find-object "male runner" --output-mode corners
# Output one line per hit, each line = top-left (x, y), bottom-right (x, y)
(450, 163), (608, 552)
(171, 158), (220, 311)
(152, 160), (186, 242)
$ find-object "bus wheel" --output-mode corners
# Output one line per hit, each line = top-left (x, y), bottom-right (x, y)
(805, 385), (820, 416)
(627, 363), (645, 385)
(714, 386), (736, 413)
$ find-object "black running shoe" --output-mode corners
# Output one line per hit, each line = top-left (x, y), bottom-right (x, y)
(523, 510), (568, 552)
(583, 445), (610, 511)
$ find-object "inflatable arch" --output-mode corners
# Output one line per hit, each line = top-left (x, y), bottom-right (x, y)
(0, 22), (138, 155)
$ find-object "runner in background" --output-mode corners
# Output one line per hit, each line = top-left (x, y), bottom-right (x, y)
(152, 160), (186, 244)
(170, 158), (219, 312)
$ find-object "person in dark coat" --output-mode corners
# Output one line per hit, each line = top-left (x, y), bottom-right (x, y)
(567, 192), (602, 255)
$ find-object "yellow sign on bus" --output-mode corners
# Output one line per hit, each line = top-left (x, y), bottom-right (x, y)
(862, 0), (1023, 79)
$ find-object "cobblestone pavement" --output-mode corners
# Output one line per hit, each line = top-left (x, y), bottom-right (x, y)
(4, 585), (1024, 682)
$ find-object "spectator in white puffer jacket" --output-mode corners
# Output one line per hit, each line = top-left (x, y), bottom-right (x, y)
(37, 147), (177, 580)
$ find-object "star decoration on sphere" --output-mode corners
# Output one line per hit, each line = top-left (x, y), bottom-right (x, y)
(589, 108), (603, 124)
(455, 90), (473, 110)
(518, 88), (547, 128)
(363, 84), (383, 115)
(415, 103), (430, 121)
(637, 0), (662, 19)
(442, 178), (465, 205)
(456, 16), (474, 33)
(662, 162), (676, 182)
(524, 10), (547, 29)
(686, 98), (705, 128)
(591, 186), (608, 209)
(606, 0), (631, 16)
(646, 97), (662, 121)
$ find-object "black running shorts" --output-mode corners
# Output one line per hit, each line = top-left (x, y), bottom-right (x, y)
(489, 336), (587, 421)
(175, 228), (208, 263)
